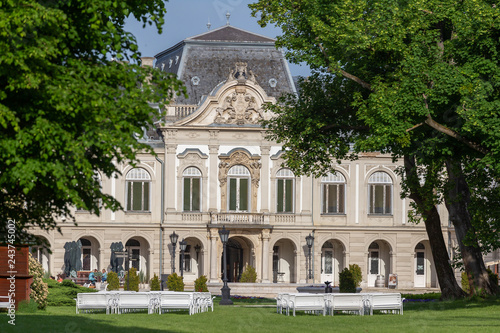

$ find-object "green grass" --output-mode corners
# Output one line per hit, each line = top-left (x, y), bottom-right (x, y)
(1, 297), (500, 333)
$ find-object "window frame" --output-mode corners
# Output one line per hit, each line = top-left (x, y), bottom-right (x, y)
(227, 165), (251, 212)
(276, 168), (295, 213)
(125, 168), (151, 212)
(368, 171), (393, 215)
(183, 167), (202, 212)
(321, 172), (346, 215)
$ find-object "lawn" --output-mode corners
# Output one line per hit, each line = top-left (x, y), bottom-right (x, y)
(1, 297), (500, 333)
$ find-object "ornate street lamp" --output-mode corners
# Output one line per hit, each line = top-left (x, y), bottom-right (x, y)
(179, 238), (187, 277)
(170, 231), (178, 273)
(219, 225), (233, 305)
(306, 233), (314, 281)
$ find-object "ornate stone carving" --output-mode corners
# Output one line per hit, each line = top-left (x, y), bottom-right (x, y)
(214, 91), (264, 125)
(227, 62), (257, 84)
(218, 149), (262, 212)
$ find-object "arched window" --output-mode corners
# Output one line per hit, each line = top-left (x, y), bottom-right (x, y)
(276, 168), (294, 213)
(321, 172), (346, 214)
(368, 171), (392, 215)
(228, 165), (250, 211)
(183, 167), (201, 212)
(125, 239), (141, 271)
(126, 168), (151, 211)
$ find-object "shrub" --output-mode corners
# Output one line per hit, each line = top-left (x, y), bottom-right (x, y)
(124, 267), (140, 292)
(107, 271), (120, 291)
(461, 269), (498, 295)
(461, 271), (471, 294)
(167, 272), (184, 291)
(194, 275), (208, 292)
(150, 273), (161, 291)
(339, 267), (356, 293)
(29, 253), (48, 309)
(44, 278), (97, 306)
(349, 264), (362, 287)
(240, 265), (257, 283)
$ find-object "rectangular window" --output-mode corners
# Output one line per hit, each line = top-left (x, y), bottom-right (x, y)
(369, 184), (391, 214)
(184, 178), (201, 211)
(278, 179), (294, 213)
(370, 251), (379, 275)
(127, 181), (150, 211)
(322, 184), (345, 214)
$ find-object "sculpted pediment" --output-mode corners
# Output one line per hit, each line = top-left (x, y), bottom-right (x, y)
(173, 63), (276, 127)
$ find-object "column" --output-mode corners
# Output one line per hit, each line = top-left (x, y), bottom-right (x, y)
(165, 143), (177, 212)
(208, 144), (219, 212)
(99, 248), (105, 270)
(209, 229), (219, 283)
(260, 146), (270, 213)
(261, 229), (271, 283)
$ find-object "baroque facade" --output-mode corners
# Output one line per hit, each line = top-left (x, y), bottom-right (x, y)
(31, 25), (467, 290)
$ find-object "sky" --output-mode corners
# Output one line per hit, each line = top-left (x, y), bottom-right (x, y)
(124, 0), (311, 77)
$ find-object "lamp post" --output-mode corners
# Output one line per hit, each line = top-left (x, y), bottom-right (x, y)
(170, 231), (178, 273)
(179, 238), (187, 277)
(306, 233), (314, 281)
(219, 225), (233, 305)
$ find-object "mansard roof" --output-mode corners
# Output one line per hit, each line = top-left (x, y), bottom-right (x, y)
(154, 25), (296, 106)
(187, 25), (275, 43)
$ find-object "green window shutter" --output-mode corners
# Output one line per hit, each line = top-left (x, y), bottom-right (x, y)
(126, 181), (132, 210)
(143, 181), (150, 211)
(322, 184), (327, 213)
(277, 179), (284, 212)
(192, 178), (200, 211)
(240, 178), (248, 211)
(183, 178), (191, 211)
(285, 179), (293, 212)
(132, 182), (142, 211)
(229, 178), (237, 211)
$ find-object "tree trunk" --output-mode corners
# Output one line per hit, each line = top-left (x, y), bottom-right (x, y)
(444, 159), (497, 295)
(404, 155), (465, 299)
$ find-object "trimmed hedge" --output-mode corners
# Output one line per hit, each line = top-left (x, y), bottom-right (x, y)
(167, 272), (184, 291)
(150, 273), (161, 291)
(240, 265), (257, 283)
(194, 275), (208, 292)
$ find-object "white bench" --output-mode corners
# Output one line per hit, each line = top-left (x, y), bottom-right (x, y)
(367, 293), (403, 315)
(76, 293), (115, 314)
(193, 292), (215, 313)
(288, 294), (327, 317)
(157, 292), (195, 315)
(326, 294), (365, 316)
(0, 295), (12, 309)
(116, 292), (156, 314)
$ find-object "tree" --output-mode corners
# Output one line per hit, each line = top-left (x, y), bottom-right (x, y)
(0, 1), (184, 244)
(250, 0), (500, 297)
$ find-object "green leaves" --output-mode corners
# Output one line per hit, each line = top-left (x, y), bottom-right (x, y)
(0, 0), (180, 244)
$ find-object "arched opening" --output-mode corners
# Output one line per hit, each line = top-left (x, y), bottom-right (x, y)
(221, 236), (254, 282)
(124, 236), (150, 279)
(414, 241), (436, 288)
(272, 238), (296, 283)
(30, 237), (51, 274)
(78, 236), (100, 272)
(320, 240), (345, 285)
(180, 237), (204, 284)
(367, 240), (392, 287)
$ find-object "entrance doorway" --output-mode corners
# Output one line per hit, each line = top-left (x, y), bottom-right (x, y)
(414, 243), (426, 287)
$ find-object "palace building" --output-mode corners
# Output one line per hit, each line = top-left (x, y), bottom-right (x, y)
(31, 24), (466, 291)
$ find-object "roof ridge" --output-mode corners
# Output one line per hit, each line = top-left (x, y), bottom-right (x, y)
(186, 25), (275, 43)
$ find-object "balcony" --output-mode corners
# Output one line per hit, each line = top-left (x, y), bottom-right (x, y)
(165, 105), (198, 122)
(209, 212), (267, 225)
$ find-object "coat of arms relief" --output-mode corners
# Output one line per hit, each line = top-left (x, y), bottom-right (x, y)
(214, 63), (265, 125)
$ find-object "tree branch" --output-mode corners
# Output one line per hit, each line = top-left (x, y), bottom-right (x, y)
(421, 94), (489, 155)
(316, 41), (373, 91)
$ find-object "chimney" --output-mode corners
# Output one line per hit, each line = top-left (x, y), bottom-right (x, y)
(141, 57), (155, 68)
